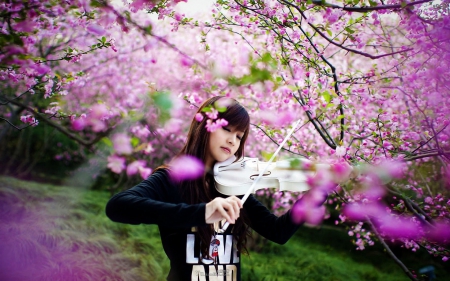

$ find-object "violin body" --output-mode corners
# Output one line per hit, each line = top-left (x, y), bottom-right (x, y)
(213, 157), (321, 196)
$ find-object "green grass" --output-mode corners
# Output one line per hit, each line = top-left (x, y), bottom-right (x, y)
(0, 176), (448, 281)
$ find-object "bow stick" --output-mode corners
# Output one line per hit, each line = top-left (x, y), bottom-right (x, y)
(218, 119), (302, 233)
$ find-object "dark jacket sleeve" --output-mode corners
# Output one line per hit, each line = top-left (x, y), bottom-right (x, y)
(105, 170), (207, 229)
(244, 195), (300, 245)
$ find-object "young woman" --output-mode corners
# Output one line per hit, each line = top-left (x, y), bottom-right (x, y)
(106, 96), (302, 281)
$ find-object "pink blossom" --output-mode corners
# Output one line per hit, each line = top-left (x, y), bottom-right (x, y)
(126, 160), (146, 176)
(375, 214), (420, 239)
(375, 160), (406, 180)
(20, 115), (38, 126)
(107, 155), (126, 174)
(90, 104), (109, 119)
(335, 146), (346, 157)
(86, 24), (106, 36)
(292, 198), (326, 226)
(44, 79), (53, 98)
(426, 221), (450, 243)
(343, 202), (385, 221)
(443, 256), (449, 262)
(213, 58), (232, 78)
(14, 20), (34, 32)
(205, 108), (218, 119)
(138, 166), (152, 179)
(174, 12), (183, 22)
(170, 155), (204, 181)
(112, 133), (133, 155)
(205, 118), (228, 132)
(195, 113), (204, 122)
(260, 110), (295, 127)
(143, 143), (154, 154)
(89, 119), (106, 132)
(71, 118), (86, 131)
(330, 161), (352, 183)
(180, 55), (194, 67)
(30, 63), (50, 75)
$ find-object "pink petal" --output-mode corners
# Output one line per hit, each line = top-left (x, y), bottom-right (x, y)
(86, 24), (106, 36)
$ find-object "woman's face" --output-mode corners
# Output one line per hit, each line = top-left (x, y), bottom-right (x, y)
(205, 125), (244, 169)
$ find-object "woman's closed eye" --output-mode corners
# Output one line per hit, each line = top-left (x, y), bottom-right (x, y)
(223, 127), (242, 141)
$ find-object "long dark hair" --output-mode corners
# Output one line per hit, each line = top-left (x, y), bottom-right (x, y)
(160, 96), (251, 259)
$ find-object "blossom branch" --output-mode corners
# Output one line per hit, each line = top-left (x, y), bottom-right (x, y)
(387, 186), (434, 225)
(3, 97), (111, 148)
(99, 1), (207, 69)
(320, 0), (434, 13)
(366, 218), (419, 281)
(280, 0), (414, 59)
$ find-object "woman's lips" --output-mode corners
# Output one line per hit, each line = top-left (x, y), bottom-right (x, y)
(221, 147), (231, 154)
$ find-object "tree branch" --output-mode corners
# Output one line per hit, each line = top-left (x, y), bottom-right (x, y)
(3, 97), (111, 148)
(366, 218), (419, 281)
(323, 0), (434, 13)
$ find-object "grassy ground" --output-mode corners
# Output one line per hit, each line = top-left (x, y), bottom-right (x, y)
(0, 176), (448, 281)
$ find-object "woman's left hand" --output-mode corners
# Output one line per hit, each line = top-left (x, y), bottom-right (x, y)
(205, 196), (243, 224)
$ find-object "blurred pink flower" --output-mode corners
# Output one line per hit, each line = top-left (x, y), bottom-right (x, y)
(292, 198), (326, 226)
(426, 221), (450, 243)
(260, 110), (295, 127)
(425, 197), (433, 204)
(90, 104), (109, 119)
(342, 202), (385, 221)
(375, 214), (420, 239)
(213, 58), (232, 78)
(107, 155), (125, 174)
(180, 55), (193, 67)
(359, 174), (386, 199)
(195, 113), (204, 122)
(14, 19), (34, 32)
(170, 155), (204, 181)
(292, 189), (328, 225)
(126, 160), (146, 176)
(30, 63), (50, 75)
(89, 119), (106, 132)
(205, 108), (218, 120)
(205, 118), (228, 132)
(112, 133), (133, 155)
(375, 160), (406, 180)
(335, 146), (346, 157)
(330, 161), (352, 183)
(138, 166), (152, 179)
(71, 118), (86, 131)
(86, 24), (106, 36)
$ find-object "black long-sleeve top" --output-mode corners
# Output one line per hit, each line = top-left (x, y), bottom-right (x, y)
(106, 169), (300, 281)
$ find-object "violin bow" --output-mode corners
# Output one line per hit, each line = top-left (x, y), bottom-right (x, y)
(218, 119), (302, 233)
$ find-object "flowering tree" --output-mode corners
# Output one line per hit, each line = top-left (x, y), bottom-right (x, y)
(1, 0), (449, 280)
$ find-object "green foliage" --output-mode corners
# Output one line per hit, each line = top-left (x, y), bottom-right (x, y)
(228, 52), (278, 86)
(151, 91), (173, 124)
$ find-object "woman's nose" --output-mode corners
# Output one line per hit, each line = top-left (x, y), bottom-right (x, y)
(228, 135), (236, 145)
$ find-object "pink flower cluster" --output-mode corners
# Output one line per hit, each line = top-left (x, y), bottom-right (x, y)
(71, 104), (110, 132)
(107, 155), (152, 179)
(20, 115), (38, 127)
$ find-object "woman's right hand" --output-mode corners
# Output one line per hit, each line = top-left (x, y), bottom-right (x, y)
(205, 196), (243, 224)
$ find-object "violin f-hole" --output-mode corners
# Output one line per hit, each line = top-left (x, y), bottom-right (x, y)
(249, 171), (271, 180)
